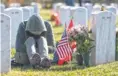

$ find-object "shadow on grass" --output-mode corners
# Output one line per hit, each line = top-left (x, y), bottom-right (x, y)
(11, 63), (88, 72)
(49, 64), (87, 71)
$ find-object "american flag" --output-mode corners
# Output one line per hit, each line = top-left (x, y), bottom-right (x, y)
(57, 30), (72, 65)
(57, 19), (74, 65)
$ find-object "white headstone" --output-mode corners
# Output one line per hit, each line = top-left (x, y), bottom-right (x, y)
(21, 7), (31, 21)
(107, 6), (117, 14)
(71, 7), (88, 26)
(110, 3), (118, 8)
(59, 6), (71, 26)
(90, 11), (116, 65)
(31, 2), (40, 15)
(0, 13), (11, 73)
(23, 7), (32, 17)
(53, 3), (64, 12)
(24, 6), (34, 16)
(4, 7), (23, 47)
(0, 4), (5, 13)
(84, 3), (93, 19)
(92, 4), (101, 13)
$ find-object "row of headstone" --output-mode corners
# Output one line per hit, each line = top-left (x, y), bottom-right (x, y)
(83, 3), (118, 22)
(59, 6), (88, 27)
(53, 3), (117, 27)
(0, 2), (40, 73)
(0, 3), (40, 48)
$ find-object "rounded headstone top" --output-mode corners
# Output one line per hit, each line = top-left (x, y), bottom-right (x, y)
(0, 13), (11, 19)
(4, 7), (23, 12)
(60, 6), (70, 10)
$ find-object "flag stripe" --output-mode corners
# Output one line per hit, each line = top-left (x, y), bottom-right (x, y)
(65, 44), (71, 56)
(59, 46), (63, 58)
(68, 44), (72, 54)
(63, 46), (68, 58)
(60, 46), (66, 58)
(57, 47), (62, 58)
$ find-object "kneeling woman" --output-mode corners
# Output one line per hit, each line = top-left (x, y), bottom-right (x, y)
(14, 15), (52, 68)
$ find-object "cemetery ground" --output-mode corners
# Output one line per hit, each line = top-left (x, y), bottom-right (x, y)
(2, 9), (118, 76)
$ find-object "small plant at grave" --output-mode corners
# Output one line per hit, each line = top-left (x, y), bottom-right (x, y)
(68, 25), (94, 65)
(68, 25), (94, 54)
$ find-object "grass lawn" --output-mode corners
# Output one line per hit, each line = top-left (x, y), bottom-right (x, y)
(1, 8), (118, 76)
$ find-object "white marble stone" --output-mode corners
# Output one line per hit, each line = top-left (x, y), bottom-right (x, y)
(92, 4), (101, 13)
(90, 11), (116, 65)
(31, 2), (40, 15)
(0, 4), (5, 13)
(23, 7), (32, 17)
(110, 3), (118, 8)
(24, 6), (34, 16)
(71, 7), (88, 26)
(107, 6), (117, 14)
(53, 3), (64, 12)
(59, 6), (71, 26)
(84, 3), (93, 19)
(0, 13), (11, 73)
(21, 7), (31, 21)
(4, 7), (23, 47)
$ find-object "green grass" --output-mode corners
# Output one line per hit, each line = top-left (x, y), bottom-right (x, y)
(1, 8), (118, 76)
(2, 62), (118, 76)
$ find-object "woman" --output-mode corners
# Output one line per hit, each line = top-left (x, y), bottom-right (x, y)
(14, 15), (55, 68)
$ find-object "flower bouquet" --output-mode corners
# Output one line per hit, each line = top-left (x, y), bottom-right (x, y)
(68, 25), (94, 66)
